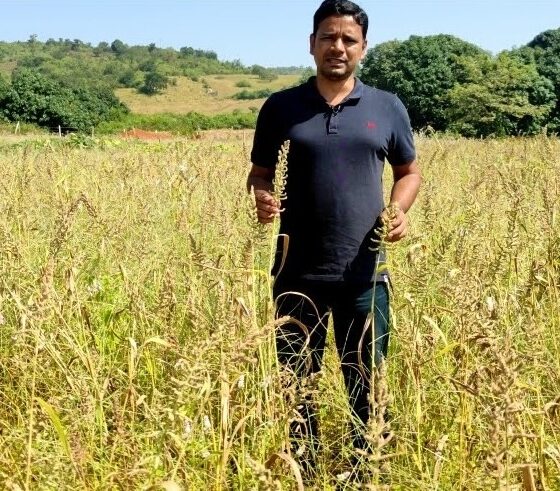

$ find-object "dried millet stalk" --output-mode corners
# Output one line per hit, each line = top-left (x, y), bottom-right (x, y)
(380, 202), (401, 240)
(272, 140), (290, 204)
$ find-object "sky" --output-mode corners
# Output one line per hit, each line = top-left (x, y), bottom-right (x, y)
(1, 0), (559, 67)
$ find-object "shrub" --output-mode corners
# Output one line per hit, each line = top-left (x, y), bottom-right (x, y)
(232, 89), (273, 100)
(118, 70), (140, 88)
(96, 111), (257, 135)
(138, 71), (169, 95)
(0, 68), (128, 132)
(250, 65), (278, 81)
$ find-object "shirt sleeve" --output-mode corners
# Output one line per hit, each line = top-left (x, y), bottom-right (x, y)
(387, 95), (416, 166)
(250, 94), (284, 169)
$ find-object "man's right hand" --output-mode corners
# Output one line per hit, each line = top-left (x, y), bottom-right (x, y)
(254, 189), (281, 224)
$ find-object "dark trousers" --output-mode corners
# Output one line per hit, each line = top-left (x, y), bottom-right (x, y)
(273, 279), (390, 452)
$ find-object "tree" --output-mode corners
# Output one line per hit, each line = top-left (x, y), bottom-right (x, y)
(93, 41), (110, 57)
(118, 70), (139, 88)
(526, 28), (560, 131)
(361, 35), (486, 130)
(297, 66), (315, 84)
(0, 68), (127, 131)
(250, 64), (278, 81)
(445, 53), (555, 137)
(70, 39), (83, 51)
(138, 70), (169, 95)
(110, 39), (128, 56)
(0, 79), (7, 124)
(180, 46), (195, 57)
(0, 74), (8, 100)
(527, 28), (560, 83)
(139, 60), (157, 72)
(27, 34), (39, 55)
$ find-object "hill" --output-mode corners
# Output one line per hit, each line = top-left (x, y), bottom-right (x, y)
(115, 73), (300, 115)
(0, 38), (311, 133)
(0, 38), (308, 116)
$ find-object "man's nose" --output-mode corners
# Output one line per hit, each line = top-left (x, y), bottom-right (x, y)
(330, 37), (344, 52)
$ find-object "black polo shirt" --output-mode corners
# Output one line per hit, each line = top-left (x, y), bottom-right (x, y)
(251, 77), (416, 282)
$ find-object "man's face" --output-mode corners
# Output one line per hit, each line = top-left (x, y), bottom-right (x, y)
(310, 15), (367, 82)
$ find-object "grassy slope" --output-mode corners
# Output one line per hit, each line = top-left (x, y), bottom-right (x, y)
(116, 74), (301, 115)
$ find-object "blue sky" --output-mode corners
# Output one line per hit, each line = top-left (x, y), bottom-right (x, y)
(1, 0), (559, 67)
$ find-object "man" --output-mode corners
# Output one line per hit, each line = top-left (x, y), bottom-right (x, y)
(247, 0), (421, 471)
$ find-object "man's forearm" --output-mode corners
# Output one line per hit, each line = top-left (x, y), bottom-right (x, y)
(389, 174), (422, 213)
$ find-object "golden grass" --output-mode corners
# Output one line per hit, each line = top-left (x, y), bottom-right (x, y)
(205, 74), (301, 97)
(0, 133), (559, 490)
(116, 74), (300, 115)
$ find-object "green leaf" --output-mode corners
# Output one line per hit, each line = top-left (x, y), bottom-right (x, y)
(36, 397), (71, 459)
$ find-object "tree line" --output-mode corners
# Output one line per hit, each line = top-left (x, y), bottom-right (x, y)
(0, 37), (295, 90)
(360, 29), (560, 137)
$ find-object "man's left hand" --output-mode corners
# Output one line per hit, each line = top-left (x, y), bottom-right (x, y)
(381, 207), (408, 242)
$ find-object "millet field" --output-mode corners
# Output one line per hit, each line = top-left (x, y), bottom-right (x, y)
(0, 133), (559, 490)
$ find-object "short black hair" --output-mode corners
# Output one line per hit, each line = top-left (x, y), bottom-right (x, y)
(313, 0), (368, 38)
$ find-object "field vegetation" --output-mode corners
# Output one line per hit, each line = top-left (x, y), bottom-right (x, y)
(0, 133), (559, 490)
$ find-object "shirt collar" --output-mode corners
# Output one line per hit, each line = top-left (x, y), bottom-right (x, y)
(305, 76), (364, 106)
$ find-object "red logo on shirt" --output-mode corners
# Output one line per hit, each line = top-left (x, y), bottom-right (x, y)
(366, 121), (377, 129)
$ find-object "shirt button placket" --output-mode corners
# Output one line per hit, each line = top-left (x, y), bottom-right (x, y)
(328, 105), (340, 135)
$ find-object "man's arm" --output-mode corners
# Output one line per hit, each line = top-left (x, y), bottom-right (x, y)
(246, 164), (280, 224)
(384, 160), (422, 242)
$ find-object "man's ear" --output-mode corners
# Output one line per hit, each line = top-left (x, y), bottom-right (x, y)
(361, 39), (368, 60)
(309, 33), (315, 55)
